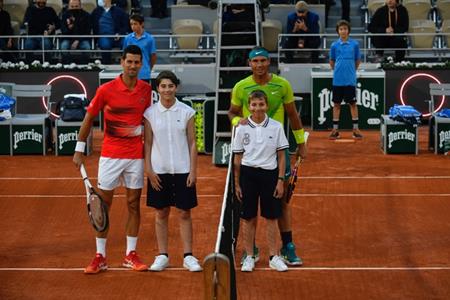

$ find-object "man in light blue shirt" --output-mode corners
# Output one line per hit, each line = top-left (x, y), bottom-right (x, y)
(123, 14), (157, 82)
(329, 20), (362, 140)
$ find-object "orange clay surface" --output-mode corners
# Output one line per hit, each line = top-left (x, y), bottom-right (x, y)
(1, 127), (449, 300)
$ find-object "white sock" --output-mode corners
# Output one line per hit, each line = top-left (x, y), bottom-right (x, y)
(96, 238), (107, 257)
(126, 236), (138, 255)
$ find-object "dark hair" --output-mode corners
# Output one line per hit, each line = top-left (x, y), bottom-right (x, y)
(156, 70), (180, 87)
(335, 19), (351, 33)
(248, 90), (268, 104)
(130, 14), (144, 24)
(122, 45), (142, 60)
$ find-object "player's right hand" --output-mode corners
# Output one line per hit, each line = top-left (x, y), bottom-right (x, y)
(147, 171), (162, 191)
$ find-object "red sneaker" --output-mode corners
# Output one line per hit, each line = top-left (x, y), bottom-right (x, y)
(123, 251), (148, 271)
(84, 253), (107, 274)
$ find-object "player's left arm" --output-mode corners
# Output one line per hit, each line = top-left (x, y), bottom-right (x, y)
(284, 101), (307, 159)
(186, 116), (197, 187)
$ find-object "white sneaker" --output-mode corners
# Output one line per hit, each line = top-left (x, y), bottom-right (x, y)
(183, 255), (203, 272)
(241, 256), (255, 272)
(149, 255), (169, 272)
(269, 255), (288, 272)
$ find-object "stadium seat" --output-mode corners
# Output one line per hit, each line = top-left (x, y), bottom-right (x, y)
(46, 0), (63, 15)
(441, 20), (450, 47)
(262, 19), (282, 52)
(403, 0), (431, 21)
(83, 0), (97, 13)
(410, 19), (436, 48)
(367, 0), (385, 17)
(3, 0), (28, 24)
(172, 19), (203, 49)
(436, 0), (450, 21)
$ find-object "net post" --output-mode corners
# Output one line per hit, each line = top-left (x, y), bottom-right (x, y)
(203, 253), (230, 300)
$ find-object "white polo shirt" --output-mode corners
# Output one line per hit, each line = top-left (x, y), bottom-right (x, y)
(232, 115), (289, 170)
(143, 100), (195, 174)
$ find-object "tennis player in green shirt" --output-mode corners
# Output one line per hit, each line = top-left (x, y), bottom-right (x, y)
(228, 46), (307, 266)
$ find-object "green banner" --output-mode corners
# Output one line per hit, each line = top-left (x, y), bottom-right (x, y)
(312, 78), (385, 130)
(0, 124), (11, 155)
(12, 125), (45, 155)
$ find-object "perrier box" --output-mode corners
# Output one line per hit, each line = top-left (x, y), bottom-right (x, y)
(429, 116), (450, 154)
(55, 120), (92, 155)
(381, 115), (418, 155)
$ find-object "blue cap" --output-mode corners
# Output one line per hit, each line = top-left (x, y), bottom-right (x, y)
(248, 48), (269, 59)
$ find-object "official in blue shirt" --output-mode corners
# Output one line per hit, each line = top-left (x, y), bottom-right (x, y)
(329, 20), (362, 140)
(123, 14), (157, 82)
(284, 1), (321, 63)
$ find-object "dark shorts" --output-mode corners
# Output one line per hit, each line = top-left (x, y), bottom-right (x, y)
(332, 85), (356, 104)
(147, 173), (198, 210)
(239, 165), (282, 220)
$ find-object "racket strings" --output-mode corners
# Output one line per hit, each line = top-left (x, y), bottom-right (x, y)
(89, 194), (106, 228)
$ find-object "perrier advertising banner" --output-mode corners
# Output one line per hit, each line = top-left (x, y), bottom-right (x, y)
(311, 70), (385, 130)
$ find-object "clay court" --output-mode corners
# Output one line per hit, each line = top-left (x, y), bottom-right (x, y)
(1, 127), (449, 299)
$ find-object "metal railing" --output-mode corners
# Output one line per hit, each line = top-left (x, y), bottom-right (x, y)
(1, 31), (449, 65)
(276, 32), (450, 64)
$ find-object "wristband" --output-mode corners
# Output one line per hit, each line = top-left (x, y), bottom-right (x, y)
(293, 128), (305, 144)
(231, 116), (242, 126)
(278, 176), (285, 181)
(75, 141), (86, 153)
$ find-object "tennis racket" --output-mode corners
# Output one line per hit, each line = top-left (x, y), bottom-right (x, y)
(285, 131), (309, 203)
(80, 164), (109, 232)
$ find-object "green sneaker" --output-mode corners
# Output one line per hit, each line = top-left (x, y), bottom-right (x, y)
(240, 245), (260, 265)
(280, 242), (303, 266)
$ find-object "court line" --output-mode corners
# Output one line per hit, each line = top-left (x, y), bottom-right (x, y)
(0, 194), (223, 198)
(0, 176), (219, 180)
(2, 194), (450, 198)
(1, 266), (450, 272)
(1, 176), (450, 180)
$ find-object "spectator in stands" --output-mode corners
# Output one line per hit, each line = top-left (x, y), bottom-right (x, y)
(0, 0), (16, 62)
(368, 0), (409, 62)
(22, 0), (61, 56)
(150, 0), (168, 18)
(60, 0), (92, 64)
(284, 1), (321, 63)
(122, 14), (157, 82)
(91, 0), (130, 64)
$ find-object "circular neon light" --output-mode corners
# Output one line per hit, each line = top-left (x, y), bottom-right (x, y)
(399, 73), (445, 117)
(43, 75), (88, 118)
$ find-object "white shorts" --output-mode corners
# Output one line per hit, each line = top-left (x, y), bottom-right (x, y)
(98, 157), (144, 190)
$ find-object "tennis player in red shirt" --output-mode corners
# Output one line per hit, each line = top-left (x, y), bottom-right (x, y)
(73, 45), (151, 274)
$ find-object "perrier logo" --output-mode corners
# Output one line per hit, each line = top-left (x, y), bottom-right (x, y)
(388, 129), (415, 148)
(59, 130), (78, 150)
(221, 142), (232, 164)
(13, 129), (43, 149)
(438, 130), (450, 149)
(317, 82), (380, 125)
